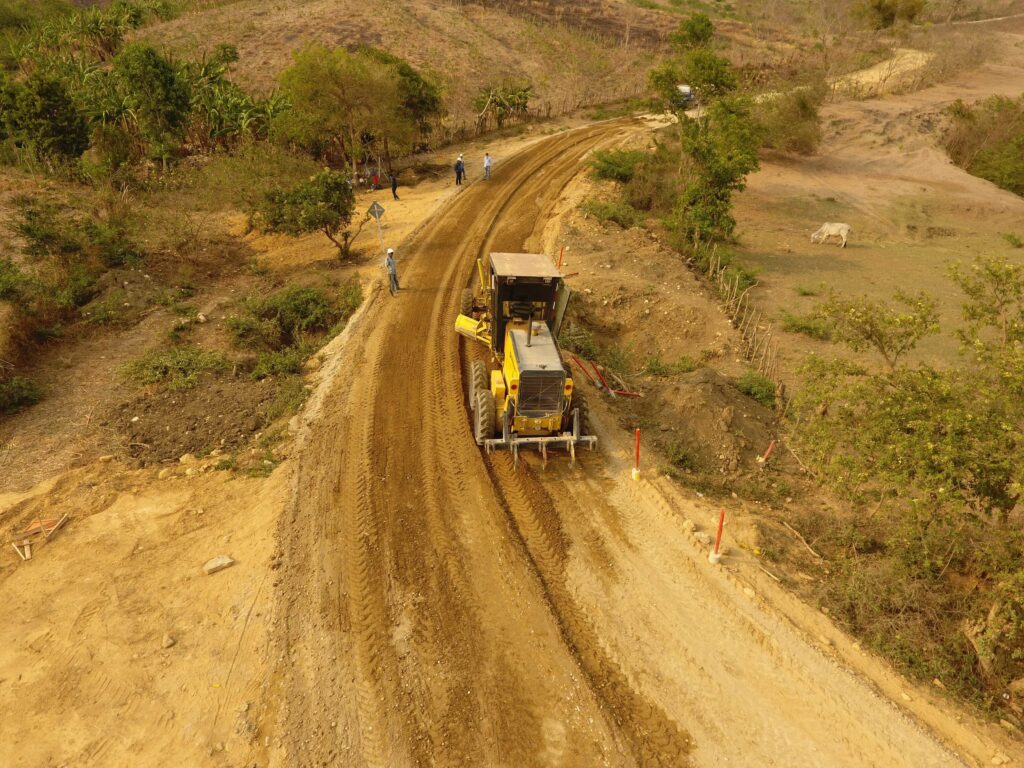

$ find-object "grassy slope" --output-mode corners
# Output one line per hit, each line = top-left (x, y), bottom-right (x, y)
(139, 0), (675, 120)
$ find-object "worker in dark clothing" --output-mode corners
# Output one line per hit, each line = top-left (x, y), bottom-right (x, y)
(384, 248), (399, 296)
(390, 172), (399, 200)
(454, 154), (465, 186)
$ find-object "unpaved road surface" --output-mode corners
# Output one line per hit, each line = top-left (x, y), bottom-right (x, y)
(273, 122), (972, 766)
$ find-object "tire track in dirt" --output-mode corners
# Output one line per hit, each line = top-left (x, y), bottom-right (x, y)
(486, 455), (694, 767)
(277, 121), (656, 767)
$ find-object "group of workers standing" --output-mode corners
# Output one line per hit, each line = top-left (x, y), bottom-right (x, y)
(454, 152), (492, 185)
(383, 150), (496, 298)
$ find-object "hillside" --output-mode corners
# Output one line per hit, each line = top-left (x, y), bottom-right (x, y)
(140, 0), (675, 122)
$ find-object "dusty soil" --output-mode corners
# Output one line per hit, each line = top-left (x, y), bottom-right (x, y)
(732, 22), (1024, 374)
(2, 29), (1023, 768)
(0, 464), (284, 767)
(142, 0), (663, 118)
(113, 376), (277, 463)
(269, 119), (1011, 767)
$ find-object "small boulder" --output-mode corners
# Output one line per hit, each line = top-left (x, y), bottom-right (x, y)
(204, 555), (235, 575)
(162, 634), (176, 649)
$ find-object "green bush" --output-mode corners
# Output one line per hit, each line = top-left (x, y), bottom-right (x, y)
(854, 0), (925, 28)
(944, 96), (1024, 198)
(1002, 233), (1023, 249)
(247, 285), (338, 346)
(226, 314), (280, 350)
(622, 140), (683, 213)
(643, 352), (698, 376)
(0, 376), (42, 414)
(1, 74), (89, 161)
(588, 149), (648, 183)
(252, 346), (309, 380)
(735, 370), (775, 408)
(580, 198), (643, 229)
(560, 322), (598, 360)
(781, 310), (833, 340)
(336, 277), (363, 322)
(254, 169), (357, 255)
(124, 345), (227, 390)
(755, 84), (825, 155)
(0, 258), (30, 300)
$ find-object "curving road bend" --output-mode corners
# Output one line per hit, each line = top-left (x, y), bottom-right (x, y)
(272, 122), (967, 768)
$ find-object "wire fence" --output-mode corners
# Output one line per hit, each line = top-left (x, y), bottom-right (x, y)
(698, 244), (787, 408)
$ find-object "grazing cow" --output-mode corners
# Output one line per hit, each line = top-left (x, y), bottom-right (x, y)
(810, 222), (852, 248)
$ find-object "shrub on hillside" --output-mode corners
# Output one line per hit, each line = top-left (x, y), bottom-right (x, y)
(0, 376), (42, 414)
(854, 0), (925, 28)
(791, 258), (1024, 702)
(123, 345), (227, 390)
(755, 83), (826, 155)
(253, 170), (358, 256)
(735, 370), (775, 408)
(0, 73), (88, 161)
(944, 95), (1024, 197)
(588, 149), (648, 183)
(580, 198), (643, 229)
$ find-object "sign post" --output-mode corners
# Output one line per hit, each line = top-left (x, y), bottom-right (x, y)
(367, 201), (386, 253)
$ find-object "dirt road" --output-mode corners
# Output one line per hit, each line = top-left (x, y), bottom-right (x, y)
(272, 122), (973, 767)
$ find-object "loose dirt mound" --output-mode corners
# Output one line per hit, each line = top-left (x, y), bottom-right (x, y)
(111, 375), (278, 464)
(649, 367), (775, 473)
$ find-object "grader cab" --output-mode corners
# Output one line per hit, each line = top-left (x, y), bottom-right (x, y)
(455, 252), (595, 466)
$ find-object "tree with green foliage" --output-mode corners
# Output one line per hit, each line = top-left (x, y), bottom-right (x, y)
(669, 96), (760, 242)
(359, 47), (444, 142)
(854, 0), (926, 28)
(474, 80), (533, 129)
(669, 12), (714, 51)
(681, 48), (737, 100)
(949, 255), (1024, 348)
(106, 43), (190, 157)
(792, 257), (1024, 700)
(274, 43), (410, 172)
(818, 290), (940, 370)
(254, 170), (358, 256)
(0, 73), (88, 160)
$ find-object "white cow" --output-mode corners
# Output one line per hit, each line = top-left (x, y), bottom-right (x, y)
(810, 222), (851, 248)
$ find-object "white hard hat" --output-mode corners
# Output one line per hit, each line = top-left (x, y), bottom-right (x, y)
(386, 248), (394, 254)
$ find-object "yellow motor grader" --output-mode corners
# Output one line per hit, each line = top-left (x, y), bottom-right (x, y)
(454, 252), (595, 466)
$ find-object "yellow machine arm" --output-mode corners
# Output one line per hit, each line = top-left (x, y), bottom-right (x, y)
(455, 313), (491, 346)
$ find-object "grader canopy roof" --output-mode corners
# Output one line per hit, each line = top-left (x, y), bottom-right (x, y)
(490, 253), (562, 280)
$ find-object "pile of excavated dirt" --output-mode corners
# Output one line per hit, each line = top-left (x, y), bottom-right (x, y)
(637, 368), (776, 474)
(110, 375), (279, 464)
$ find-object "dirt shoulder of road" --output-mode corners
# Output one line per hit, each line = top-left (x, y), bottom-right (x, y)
(0, 114), (620, 768)
(539, 146), (1022, 768)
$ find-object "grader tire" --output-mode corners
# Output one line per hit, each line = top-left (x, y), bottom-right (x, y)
(460, 288), (474, 316)
(474, 390), (496, 446)
(468, 360), (488, 411)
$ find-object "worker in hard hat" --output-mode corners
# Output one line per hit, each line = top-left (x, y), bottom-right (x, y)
(384, 247), (399, 296)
